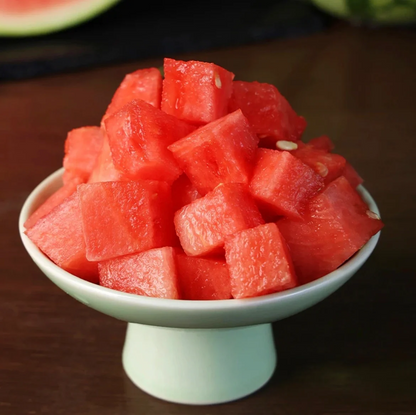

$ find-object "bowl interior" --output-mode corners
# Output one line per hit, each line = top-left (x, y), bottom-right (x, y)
(19, 168), (381, 328)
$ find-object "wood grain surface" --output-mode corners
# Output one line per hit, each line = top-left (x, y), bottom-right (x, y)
(1, 23), (415, 415)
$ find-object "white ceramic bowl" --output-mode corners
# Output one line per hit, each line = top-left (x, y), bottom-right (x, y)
(19, 168), (381, 405)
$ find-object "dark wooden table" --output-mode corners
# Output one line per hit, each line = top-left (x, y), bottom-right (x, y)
(1, 23), (415, 415)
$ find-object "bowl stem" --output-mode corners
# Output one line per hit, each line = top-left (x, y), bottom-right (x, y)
(122, 322), (277, 405)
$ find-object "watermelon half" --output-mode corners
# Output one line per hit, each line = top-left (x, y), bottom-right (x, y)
(0, 0), (121, 37)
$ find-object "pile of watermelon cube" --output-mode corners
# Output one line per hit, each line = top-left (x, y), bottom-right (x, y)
(24, 58), (384, 300)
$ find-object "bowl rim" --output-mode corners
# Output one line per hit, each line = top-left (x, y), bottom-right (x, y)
(19, 168), (381, 312)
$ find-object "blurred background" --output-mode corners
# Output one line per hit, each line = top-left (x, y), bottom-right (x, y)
(1, 0), (415, 81)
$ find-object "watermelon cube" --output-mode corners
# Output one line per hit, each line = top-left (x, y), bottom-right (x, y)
(225, 223), (297, 299)
(78, 180), (175, 262)
(103, 67), (162, 120)
(171, 174), (202, 212)
(168, 109), (259, 195)
(277, 176), (384, 284)
(104, 99), (195, 183)
(88, 133), (127, 183)
(308, 135), (335, 152)
(63, 126), (105, 185)
(175, 183), (264, 257)
(99, 247), (180, 299)
(292, 136), (362, 188)
(250, 149), (324, 219)
(161, 58), (235, 125)
(176, 254), (231, 300)
(25, 192), (98, 283)
(228, 81), (306, 146)
(24, 177), (82, 230)
(291, 146), (346, 185)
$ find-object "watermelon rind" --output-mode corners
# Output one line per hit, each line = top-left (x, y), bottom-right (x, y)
(312, 0), (416, 23)
(0, 0), (121, 37)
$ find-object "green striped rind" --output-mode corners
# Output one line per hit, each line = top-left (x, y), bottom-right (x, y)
(0, 0), (121, 37)
(312, 0), (416, 22)
(311, 0), (350, 17)
(347, 0), (372, 16)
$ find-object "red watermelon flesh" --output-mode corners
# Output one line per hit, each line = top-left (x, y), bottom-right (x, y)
(174, 183), (264, 257)
(168, 109), (259, 195)
(103, 68), (162, 120)
(63, 126), (105, 185)
(291, 146), (346, 185)
(25, 192), (98, 282)
(277, 176), (384, 284)
(250, 149), (324, 219)
(171, 174), (202, 212)
(228, 81), (306, 146)
(298, 136), (363, 188)
(225, 223), (297, 299)
(161, 58), (235, 125)
(308, 135), (335, 152)
(99, 247), (180, 299)
(3, 0), (80, 13)
(104, 99), (195, 184)
(88, 133), (127, 183)
(78, 180), (175, 262)
(176, 254), (231, 300)
(24, 177), (82, 230)
(343, 162), (364, 188)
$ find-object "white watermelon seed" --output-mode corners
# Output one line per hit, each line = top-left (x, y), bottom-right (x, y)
(276, 140), (298, 151)
(316, 162), (328, 177)
(366, 210), (380, 220)
(215, 73), (222, 89)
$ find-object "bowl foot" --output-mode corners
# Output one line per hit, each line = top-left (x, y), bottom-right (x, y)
(122, 322), (277, 405)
